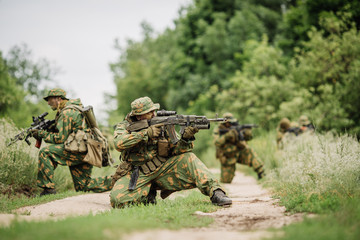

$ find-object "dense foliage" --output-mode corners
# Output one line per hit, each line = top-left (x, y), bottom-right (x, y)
(110, 0), (360, 138)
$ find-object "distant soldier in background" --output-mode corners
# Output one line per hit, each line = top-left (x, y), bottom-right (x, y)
(30, 88), (112, 196)
(276, 115), (315, 150)
(298, 115), (315, 134)
(276, 117), (300, 149)
(213, 113), (265, 183)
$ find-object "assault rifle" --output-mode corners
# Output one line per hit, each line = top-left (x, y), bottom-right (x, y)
(127, 110), (226, 144)
(7, 112), (55, 148)
(286, 127), (301, 136)
(219, 122), (258, 141)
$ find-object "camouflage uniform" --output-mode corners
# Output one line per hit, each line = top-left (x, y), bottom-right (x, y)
(298, 115), (315, 134)
(276, 117), (292, 150)
(36, 88), (112, 192)
(213, 113), (265, 183)
(110, 97), (229, 208)
(277, 116), (314, 150)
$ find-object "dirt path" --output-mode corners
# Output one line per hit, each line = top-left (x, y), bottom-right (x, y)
(0, 171), (304, 239)
(123, 171), (304, 240)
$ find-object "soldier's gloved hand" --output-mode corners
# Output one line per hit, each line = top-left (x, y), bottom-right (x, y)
(225, 129), (238, 142)
(147, 124), (162, 139)
(182, 126), (199, 140)
(29, 129), (41, 140)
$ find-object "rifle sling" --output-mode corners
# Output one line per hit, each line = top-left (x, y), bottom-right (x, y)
(128, 166), (139, 191)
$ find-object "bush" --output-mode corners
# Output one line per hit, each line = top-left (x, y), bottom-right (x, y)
(0, 118), (74, 196)
(0, 118), (39, 196)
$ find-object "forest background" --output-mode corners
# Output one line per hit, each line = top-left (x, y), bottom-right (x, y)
(1, 0), (359, 138)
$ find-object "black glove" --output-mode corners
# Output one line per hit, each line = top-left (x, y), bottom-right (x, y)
(147, 124), (162, 139)
(182, 126), (199, 140)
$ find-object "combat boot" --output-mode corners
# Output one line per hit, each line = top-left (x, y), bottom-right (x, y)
(40, 187), (56, 196)
(257, 171), (265, 179)
(211, 189), (232, 206)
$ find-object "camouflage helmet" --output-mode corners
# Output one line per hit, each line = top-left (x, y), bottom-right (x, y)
(279, 118), (291, 130)
(299, 115), (310, 126)
(130, 96), (160, 116)
(223, 112), (237, 123)
(43, 88), (69, 101)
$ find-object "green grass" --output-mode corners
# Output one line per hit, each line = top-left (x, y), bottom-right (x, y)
(262, 131), (360, 240)
(3, 118), (360, 239)
(265, 132), (360, 213)
(0, 118), (118, 212)
(275, 197), (360, 240)
(0, 191), (219, 240)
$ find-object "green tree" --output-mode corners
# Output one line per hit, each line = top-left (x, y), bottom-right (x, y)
(0, 45), (58, 128)
(0, 52), (23, 116)
(276, 0), (360, 55)
(282, 12), (360, 134)
(214, 38), (292, 129)
(6, 44), (59, 98)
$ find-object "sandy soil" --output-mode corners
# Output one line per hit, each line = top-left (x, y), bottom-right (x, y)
(0, 170), (305, 239)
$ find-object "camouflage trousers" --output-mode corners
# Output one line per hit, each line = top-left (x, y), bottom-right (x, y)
(220, 146), (264, 183)
(37, 144), (112, 192)
(110, 152), (223, 208)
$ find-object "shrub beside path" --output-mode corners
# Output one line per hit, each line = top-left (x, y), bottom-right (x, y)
(0, 170), (305, 239)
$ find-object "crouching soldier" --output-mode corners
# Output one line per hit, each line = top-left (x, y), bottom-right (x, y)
(213, 113), (265, 183)
(110, 96), (232, 208)
(30, 88), (113, 196)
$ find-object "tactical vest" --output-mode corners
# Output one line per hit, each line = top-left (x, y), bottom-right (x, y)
(123, 120), (192, 175)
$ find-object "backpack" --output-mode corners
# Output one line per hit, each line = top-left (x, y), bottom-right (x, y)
(63, 105), (113, 168)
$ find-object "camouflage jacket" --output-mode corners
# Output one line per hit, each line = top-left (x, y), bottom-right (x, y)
(213, 124), (238, 158)
(114, 116), (194, 168)
(38, 99), (88, 144)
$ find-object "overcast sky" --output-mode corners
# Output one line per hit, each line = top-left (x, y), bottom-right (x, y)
(0, 0), (192, 121)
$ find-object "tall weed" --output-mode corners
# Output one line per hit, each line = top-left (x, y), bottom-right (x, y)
(0, 118), (74, 196)
(0, 118), (39, 195)
(266, 132), (360, 213)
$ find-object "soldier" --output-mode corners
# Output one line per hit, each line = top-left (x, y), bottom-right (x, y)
(298, 115), (315, 134)
(29, 88), (112, 196)
(110, 96), (232, 208)
(213, 113), (265, 183)
(276, 117), (292, 149)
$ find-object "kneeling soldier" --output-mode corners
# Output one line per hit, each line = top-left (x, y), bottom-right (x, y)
(110, 96), (232, 208)
(31, 88), (112, 196)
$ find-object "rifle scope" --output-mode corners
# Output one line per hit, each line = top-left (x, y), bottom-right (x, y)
(32, 112), (49, 126)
